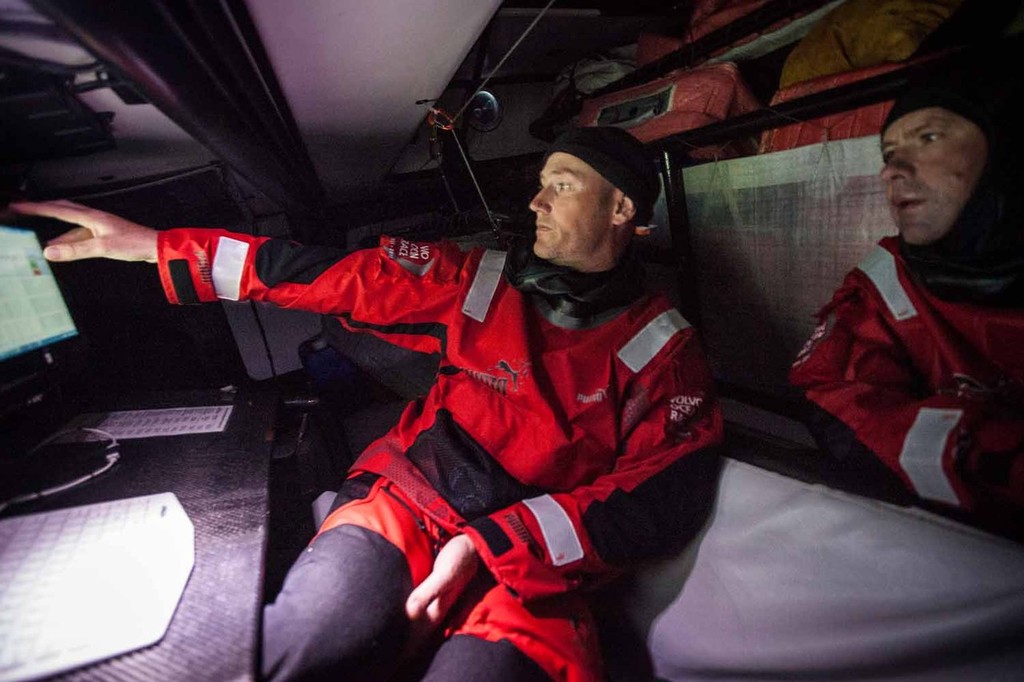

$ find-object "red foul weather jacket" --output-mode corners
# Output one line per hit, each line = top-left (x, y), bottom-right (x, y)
(157, 229), (723, 602)
(790, 237), (1024, 520)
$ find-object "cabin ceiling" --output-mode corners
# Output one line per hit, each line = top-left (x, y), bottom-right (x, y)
(0, 0), (684, 217)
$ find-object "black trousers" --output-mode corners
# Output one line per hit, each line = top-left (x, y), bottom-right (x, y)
(261, 483), (554, 682)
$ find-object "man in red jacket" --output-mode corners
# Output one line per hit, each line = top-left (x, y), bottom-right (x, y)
(790, 78), (1023, 540)
(12, 127), (723, 681)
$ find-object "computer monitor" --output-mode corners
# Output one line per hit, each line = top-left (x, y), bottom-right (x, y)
(0, 224), (80, 451)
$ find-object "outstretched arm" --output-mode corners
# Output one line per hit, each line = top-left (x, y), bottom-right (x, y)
(10, 200), (159, 263)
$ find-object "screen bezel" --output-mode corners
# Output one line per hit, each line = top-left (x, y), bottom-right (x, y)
(0, 225), (82, 434)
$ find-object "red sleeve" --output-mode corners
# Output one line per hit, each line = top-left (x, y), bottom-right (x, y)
(157, 228), (473, 355)
(790, 276), (1024, 516)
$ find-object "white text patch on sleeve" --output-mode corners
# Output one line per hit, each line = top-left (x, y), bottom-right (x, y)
(384, 237), (436, 276)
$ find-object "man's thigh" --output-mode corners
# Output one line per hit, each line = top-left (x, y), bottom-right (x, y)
(421, 634), (552, 682)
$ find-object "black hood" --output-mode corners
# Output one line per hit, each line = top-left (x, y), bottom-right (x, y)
(895, 77), (1024, 307)
(900, 181), (1024, 306)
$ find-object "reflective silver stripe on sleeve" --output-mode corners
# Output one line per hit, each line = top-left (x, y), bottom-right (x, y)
(212, 236), (249, 301)
(856, 246), (917, 321)
(462, 249), (507, 322)
(617, 308), (691, 373)
(523, 495), (584, 567)
(898, 407), (962, 506)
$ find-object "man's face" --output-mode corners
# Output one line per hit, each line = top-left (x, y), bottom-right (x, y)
(529, 152), (627, 273)
(879, 106), (988, 246)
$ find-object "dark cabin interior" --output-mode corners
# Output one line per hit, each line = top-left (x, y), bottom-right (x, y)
(1, 1), (1023, 680)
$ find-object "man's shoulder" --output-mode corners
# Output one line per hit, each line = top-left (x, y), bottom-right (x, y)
(618, 295), (694, 346)
(851, 236), (902, 271)
(837, 237), (921, 323)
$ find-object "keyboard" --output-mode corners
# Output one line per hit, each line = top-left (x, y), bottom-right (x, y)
(0, 493), (194, 682)
(59, 405), (235, 442)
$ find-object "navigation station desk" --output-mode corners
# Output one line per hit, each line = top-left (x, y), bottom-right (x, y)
(0, 387), (277, 682)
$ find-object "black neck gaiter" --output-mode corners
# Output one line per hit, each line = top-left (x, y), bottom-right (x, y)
(901, 174), (1024, 308)
(503, 239), (647, 329)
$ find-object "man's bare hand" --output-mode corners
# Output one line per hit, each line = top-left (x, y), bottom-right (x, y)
(10, 200), (159, 263)
(405, 534), (479, 626)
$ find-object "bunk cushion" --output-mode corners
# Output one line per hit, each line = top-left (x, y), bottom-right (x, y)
(623, 458), (1024, 680)
(758, 62), (900, 153)
(577, 62), (761, 160)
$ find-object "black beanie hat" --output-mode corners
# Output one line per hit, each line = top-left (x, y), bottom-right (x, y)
(881, 85), (992, 140)
(545, 126), (659, 225)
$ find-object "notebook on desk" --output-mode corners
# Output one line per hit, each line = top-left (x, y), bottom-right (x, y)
(0, 492), (195, 682)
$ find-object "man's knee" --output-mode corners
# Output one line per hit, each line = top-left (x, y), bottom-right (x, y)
(261, 524), (412, 681)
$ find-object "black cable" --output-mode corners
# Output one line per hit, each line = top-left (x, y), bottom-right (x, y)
(249, 300), (278, 378)
(0, 427), (120, 513)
